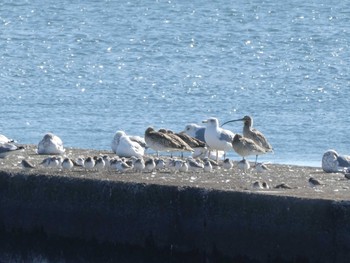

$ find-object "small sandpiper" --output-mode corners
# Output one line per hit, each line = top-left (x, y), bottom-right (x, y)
(308, 177), (324, 187)
(155, 158), (166, 170)
(75, 157), (85, 167)
(255, 162), (269, 173)
(62, 158), (74, 170)
(115, 159), (132, 172)
(186, 158), (204, 172)
(222, 158), (233, 170)
(134, 158), (145, 172)
(40, 157), (51, 168)
(179, 161), (189, 173)
(144, 157), (156, 172)
(237, 159), (250, 173)
(49, 157), (61, 169)
(21, 159), (35, 169)
(94, 157), (105, 170)
(174, 160), (184, 173)
(252, 181), (269, 190)
(274, 183), (294, 189)
(84, 156), (95, 170)
(203, 160), (213, 173)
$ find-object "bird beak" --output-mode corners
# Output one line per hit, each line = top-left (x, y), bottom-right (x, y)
(221, 118), (243, 127)
(202, 120), (208, 123)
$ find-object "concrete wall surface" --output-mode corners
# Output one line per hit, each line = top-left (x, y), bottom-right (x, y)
(0, 171), (349, 262)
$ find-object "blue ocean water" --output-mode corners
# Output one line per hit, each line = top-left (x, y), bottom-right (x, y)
(1, 0), (349, 167)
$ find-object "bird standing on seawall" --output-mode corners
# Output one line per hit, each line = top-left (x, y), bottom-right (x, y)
(111, 130), (145, 158)
(144, 127), (193, 157)
(231, 134), (267, 161)
(202, 117), (235, 162)
(37, 133), (65, 155)
(222, 115), (272, 163)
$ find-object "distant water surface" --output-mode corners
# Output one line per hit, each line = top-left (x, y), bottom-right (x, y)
(1, 0), (350, 167)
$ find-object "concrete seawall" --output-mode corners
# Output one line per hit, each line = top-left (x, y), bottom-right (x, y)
(0, 169), (349, 262)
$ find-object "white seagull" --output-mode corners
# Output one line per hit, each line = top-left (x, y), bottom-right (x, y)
(37, 133), (65, 155)
(322, 149), (350, 173)
(182, 123), (206, 142)
(111, 131), (145, 158)
(202, 117), (235, 162)
(0, 143), (24, 158)
(0, 134), (15, 143)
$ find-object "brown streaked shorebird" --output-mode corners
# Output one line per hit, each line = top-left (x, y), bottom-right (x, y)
(159, 129), (201, 158)
(175, 131), (206, 149)
(231, 134), (267, 161)
(144, 127), (193, 157)
(222, 115), (272, 163)
(158, 129), (193, 151)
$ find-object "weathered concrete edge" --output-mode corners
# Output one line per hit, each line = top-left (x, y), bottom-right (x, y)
(0, 171), (349, 262)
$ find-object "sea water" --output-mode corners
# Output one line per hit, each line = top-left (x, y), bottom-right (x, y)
(1, 0), (350, 167)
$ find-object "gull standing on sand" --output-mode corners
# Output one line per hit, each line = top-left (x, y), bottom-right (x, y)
(111, 131), (145, 158)
(222, 116), (272, 163)
(202, 117), (235, 162)
(37, 133), (65, 155)
(0, 143), (24, 158)
(144, 127), (193, 156)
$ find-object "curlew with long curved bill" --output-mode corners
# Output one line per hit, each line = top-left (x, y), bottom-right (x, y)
(222, 115), (272, 163)
(231, 134), (267, 162)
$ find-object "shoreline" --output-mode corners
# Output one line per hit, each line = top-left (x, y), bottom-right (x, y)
(0, 144), (347, 200)
(0, 145), (349, 262)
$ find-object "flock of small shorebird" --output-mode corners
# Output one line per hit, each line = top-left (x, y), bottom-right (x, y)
(0, 116), (274, 176)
